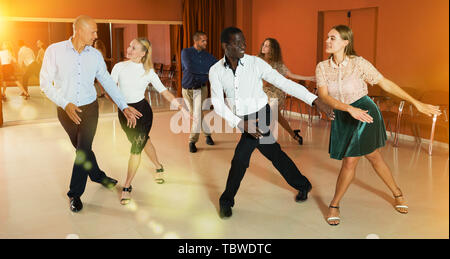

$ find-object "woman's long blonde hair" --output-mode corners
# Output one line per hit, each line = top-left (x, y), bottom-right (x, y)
(135, 37), (154, 74)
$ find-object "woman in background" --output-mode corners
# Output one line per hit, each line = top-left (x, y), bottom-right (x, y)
(258, 38), (315, 145)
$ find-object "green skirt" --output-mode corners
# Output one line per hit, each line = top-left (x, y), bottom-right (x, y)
(329, 95), (387, 160)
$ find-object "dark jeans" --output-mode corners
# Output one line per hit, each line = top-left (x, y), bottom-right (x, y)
(22, 62), (41, 89)
(57, 100), (106, 198)
(219, 104), (311, 208)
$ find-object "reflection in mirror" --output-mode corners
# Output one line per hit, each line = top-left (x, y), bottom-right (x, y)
(0, 20), (179, 125)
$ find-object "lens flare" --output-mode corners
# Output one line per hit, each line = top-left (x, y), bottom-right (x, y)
(147, 221), (164, 234)
(83, 161), (92, 171)
(74, 151), (86, 165)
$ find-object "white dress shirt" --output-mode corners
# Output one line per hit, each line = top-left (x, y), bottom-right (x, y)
(40, 38), (129, 110)
(18, 46), (35, 67)
(111, 60), (167, 104)
(209, 54), (318, 128)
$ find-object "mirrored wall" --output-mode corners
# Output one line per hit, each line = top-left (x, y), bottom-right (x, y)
(0, 19), (181, 125)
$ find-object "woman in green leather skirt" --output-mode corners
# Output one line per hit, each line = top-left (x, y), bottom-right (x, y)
(315, 25), (441, 226)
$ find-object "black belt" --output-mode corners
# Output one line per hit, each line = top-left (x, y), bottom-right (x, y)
(190, 84), (207, 90)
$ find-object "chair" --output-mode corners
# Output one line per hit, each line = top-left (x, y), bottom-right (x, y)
(373, 87), (423, 147)
(164, 65), (177, 91)
(411, 90), (449, 155)
(153, 63), (163, 77)
(283, 80), (308, 122)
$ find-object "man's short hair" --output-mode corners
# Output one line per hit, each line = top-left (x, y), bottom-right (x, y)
(193, 31), (207, 41)
(220, 27), (243, 44)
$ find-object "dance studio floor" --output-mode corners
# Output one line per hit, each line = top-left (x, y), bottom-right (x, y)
(0, 104), (448, 239)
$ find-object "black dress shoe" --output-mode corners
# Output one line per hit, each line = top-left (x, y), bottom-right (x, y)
(219, 206), (232, 219)
(70, 197), (83, 212)
(206, 136), (215, 145)
(295, 182), (312, 202)
(101, 176), (118, 189)
(189, 142), (197, 153)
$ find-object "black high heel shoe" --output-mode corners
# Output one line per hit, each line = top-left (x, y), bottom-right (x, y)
(293, 129), (303, 145)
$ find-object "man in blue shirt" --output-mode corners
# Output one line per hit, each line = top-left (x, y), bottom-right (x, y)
(181, 31), (218, 153)
(40, 15), (142, 212)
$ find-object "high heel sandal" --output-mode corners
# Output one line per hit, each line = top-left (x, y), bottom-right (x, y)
(394, 190), (408, 214)
(293, 129), (303, 145)
(326, 205), (341, 226)
(120, 185), (132, 205)
(154, 165), (165, 184)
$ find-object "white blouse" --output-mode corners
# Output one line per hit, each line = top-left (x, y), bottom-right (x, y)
(111, 60), (167, 104)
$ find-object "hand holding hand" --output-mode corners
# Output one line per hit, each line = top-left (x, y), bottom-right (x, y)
(123, 106), (143, 128)
(313, 98), (335, 120)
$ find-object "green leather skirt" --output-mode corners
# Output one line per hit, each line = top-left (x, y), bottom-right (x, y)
(329, 95), (387, 160)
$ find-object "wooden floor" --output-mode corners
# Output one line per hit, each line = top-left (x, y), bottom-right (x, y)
(0, 106), (448, 239)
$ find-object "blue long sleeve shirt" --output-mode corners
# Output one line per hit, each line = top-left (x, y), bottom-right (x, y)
(181, 47), (217, 89)
(40, 38), (128, 110)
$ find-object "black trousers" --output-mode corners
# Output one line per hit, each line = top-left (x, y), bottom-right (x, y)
(57, 100), (106, 198)
(219, 104), (311, 208)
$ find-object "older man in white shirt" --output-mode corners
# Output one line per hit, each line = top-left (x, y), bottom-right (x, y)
(210, 27), (334, 219)
(40, 15), (142, 212)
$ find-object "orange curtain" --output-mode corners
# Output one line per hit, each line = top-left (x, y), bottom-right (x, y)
(170, 24), (183, 97)
(182, 0), (225, 60)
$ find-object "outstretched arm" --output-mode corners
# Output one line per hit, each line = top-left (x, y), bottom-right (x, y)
(285, 68), (315, 82)
(377, 78), (441, 117)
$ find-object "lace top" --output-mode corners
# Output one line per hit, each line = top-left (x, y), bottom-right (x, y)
(263, 63), (288, 105)
(315, 56), (383, 104)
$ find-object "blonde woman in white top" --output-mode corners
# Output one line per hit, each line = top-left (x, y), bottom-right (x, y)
(112, 37), (187, 205)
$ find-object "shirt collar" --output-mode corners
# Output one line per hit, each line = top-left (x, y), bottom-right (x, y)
(329, 55), (349, 68)
(66, 37), (91, 53)
(223, 55), (245, 69)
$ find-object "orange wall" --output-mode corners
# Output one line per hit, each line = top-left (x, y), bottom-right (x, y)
(0, 0), (182, 21)
(251, 0), (449, 142)
(251, 0), (449, 91)
(147, 24), (171, 65)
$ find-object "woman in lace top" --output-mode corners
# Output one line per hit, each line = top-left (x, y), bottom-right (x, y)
(316, 25), (441, 226)
(258, 38), (315, 145)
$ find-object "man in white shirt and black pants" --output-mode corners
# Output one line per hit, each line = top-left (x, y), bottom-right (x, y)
(209, 27), (334, 218)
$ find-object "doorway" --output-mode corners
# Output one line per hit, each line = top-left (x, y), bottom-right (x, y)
(317, 7), (379, 94)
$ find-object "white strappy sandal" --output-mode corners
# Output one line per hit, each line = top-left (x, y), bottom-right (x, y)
(327, 205), (341, 226)
(394, 189), (408, 214)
